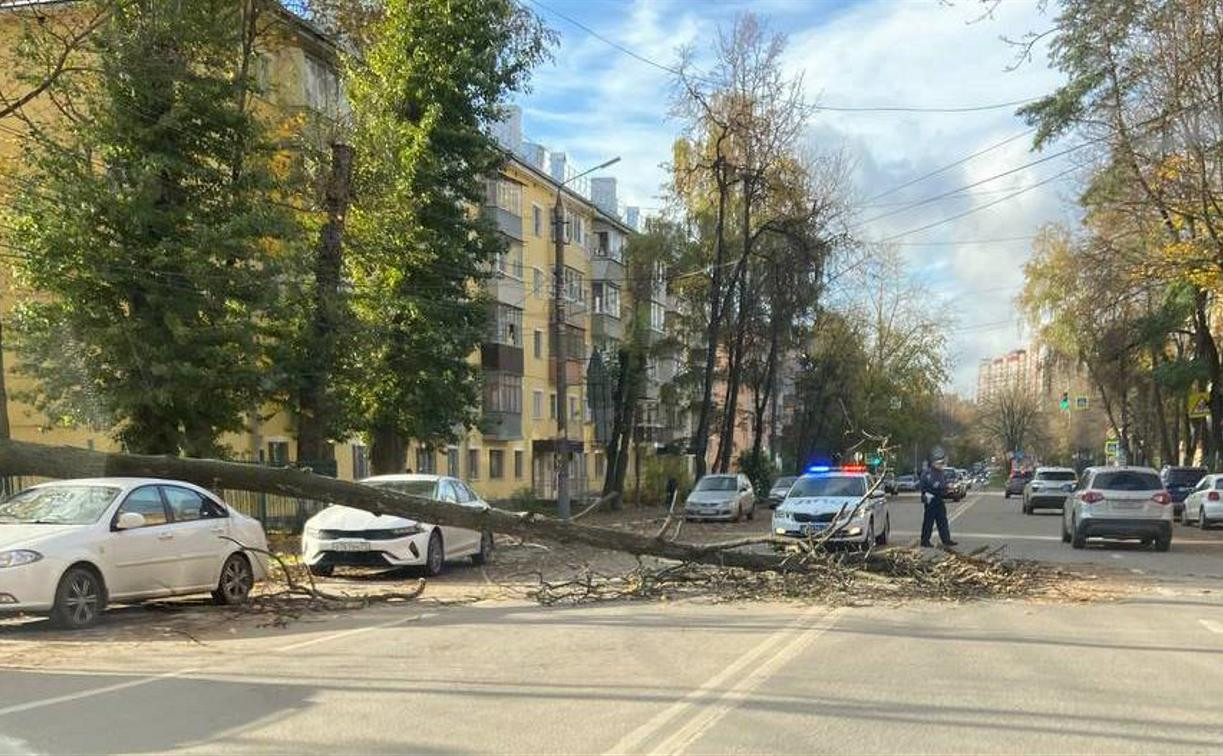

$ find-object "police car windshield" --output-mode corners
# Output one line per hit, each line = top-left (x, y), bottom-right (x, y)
(789, 476), (866, 498)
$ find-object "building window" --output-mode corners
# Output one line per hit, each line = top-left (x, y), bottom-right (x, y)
(489, 449), (505, 479)
(494, 241), (524, 279)
(467, 448), (480, 479)
(596, 231), (609, 256)
(514, 449), (524, 479)
(651, 301), (666, 332)
(533, 205), (543, 236)
(549, 393), (557, 420)
(592, 282), (620, 318)
(484, 373), (522, 414)
(267, 441), (289, 467)
(533, 329), (543, 359)
(569, 395), (579, 420)
(447, 447), (459, 477)
(532, 268), (545, 298)
(563, 267), (584, 304)
(486, 178), (522, 216)
(532, 390), (543, 419)
(489, 303), (523, 347)
(415, 447), (436, 474)
(352, 444), (369, 479)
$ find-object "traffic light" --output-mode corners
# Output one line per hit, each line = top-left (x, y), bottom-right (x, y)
(1059, 391), (1070, 410)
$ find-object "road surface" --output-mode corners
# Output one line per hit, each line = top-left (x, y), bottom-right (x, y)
(1, 491), (1222, 755)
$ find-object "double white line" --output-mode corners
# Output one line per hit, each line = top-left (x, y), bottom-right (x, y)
(606, 604), (842, 756)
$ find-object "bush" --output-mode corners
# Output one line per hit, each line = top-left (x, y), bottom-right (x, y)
(638, 453), (693, 508)
(737, 449), (779, 499)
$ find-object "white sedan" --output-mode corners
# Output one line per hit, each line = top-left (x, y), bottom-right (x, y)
(0, 478), (269, 629)
(1182, 473), (1223, 529)
(301, 474), (492, 577)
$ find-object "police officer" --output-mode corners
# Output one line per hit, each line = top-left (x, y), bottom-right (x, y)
(919, 448), (958, 548)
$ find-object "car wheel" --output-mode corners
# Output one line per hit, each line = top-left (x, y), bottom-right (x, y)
(471, 530), (494, 566)
(1071, 518), (1086, 549)
(1023, 500), (1032, 515)
(1004, 491), (1011, 499)
(746, 502), (755, 521)
(733, 502), (743, 523)
(1154, 533), (1172, 552)
(1200, 505), (1211, 530)
(862, 519), (874, 550)
(51, 566), (105, 630)
(875, 514), (890, 546)
(308, 564), (334, 578)
(424, 529), (445, 576)
(213, 553), (254, 605)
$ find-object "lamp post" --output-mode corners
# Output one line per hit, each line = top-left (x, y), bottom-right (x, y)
(555, 152), (621, 518)
(552, 156), (620, 520)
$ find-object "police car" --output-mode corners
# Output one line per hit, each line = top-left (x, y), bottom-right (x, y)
(772, 466), (890, 547)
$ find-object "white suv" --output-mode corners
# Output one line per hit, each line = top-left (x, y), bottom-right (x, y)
(1062, 466), (1172, 551)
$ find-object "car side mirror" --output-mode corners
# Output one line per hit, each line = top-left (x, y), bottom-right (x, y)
(116, 512), (146, 530)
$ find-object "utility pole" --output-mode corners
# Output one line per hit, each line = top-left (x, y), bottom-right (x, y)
(550, 156), (621, 521)
(552, 191), (571, 520)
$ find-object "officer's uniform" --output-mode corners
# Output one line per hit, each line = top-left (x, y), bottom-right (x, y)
(919, 465), (954, 547)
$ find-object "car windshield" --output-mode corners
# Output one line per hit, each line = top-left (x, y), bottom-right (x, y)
(789, 476), (866, 498)
(365, 480), (437, 497)
(1165, 468), (1206, 486)
(0, 485), (120, 525)
(1037, 471), (1076, 481)
(695, 476), (737, 492)
(771, 477), (796, 490)
(1093, 471), (1162, 491)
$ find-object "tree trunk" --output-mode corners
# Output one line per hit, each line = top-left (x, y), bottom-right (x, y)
(691, 166), (731, 481)
(717, 266), (751, 472)
(0, 316), (9, 441)
(296, 143), (354, 470)
(370, 423), (406, 475)
(0, 438), (800, 572)
(751, 325), (779, 460)
(1193, 289), (1223, 468)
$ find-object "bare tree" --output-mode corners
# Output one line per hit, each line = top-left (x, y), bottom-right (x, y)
(977, 380), (1048, 459)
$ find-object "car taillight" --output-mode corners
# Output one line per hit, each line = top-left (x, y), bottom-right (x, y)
(1080, 491), (1104, 504)
(1209, 491), (1221, 502)
(1151, 492), (1170, 505)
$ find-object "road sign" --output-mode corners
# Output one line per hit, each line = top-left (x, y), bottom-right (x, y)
(1104, 439), (1119, 456)
(1074, 396), (1088, 411)
(1189, 391), (1211, 419)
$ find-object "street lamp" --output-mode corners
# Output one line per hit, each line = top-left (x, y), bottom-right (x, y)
(552, 155), (620, 521)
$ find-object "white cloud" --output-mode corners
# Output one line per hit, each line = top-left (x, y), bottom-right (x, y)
(520, 0), (1077, 395)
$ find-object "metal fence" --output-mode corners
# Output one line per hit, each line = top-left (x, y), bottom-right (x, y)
(1, 475), (326, 535)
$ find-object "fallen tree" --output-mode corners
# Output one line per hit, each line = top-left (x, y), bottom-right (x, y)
(0, 439), (795, 571)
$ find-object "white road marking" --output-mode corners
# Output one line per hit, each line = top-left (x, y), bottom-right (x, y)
(0, 612), (432, 717)
(949, 496), (980, 523)
(604, 604), (838, 756)
(1201, 619), (1223, 635)
(646, 610), (842, 756)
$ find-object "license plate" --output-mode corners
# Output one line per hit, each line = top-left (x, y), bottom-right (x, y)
(802, 524), (826, 535)
(1113, 502), (1141, 510)
(330, 541), (370, 552)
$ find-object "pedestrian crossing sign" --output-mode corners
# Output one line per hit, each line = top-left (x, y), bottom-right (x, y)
(1189, 391), (1211, 419)
(1074, 396), (1088, 411)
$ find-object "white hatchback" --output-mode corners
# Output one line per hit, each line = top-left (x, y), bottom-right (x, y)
(0, 478), (269, 629)
(301, 474), (492, 577)
(1182, 473), (1223, 530)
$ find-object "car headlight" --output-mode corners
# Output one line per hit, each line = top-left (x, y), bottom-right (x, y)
(390, 525), (424, 537)
(0, 550), (42, 569)
(304, 526), (320, 539)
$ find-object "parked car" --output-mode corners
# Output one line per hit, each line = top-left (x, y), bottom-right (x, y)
(1022, 467), (1077, 514)
(895, 474), (919, 493)
(1062, 466), (1172, 551)
(766, 476), (797, 509)
(684, 474), (756, 522)
(0, 478), (269, 629)
(301, 474), (492, 578)
(1181, 473), (1222, 529)
(1159, 465), (1207, 521)
(772, 467), (889, 547)
(943, 469), (967, 501)
(1004, 470), (1033, 499)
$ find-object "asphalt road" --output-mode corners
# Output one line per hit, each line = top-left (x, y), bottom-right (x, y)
(1, 490), (1222, 755)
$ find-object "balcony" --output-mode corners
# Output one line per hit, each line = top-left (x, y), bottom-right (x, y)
(481, 343), (524, 374)
(483, 205), (524, 241)
(549, 302), (587, 330)
(591, 255), (623, 282)
(591, 312), (622, 340)
(485, 273), (524, 307)
(481, 410), (523, 441)
(547, 356), (584, 386)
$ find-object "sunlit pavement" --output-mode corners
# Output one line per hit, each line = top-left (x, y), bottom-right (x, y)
(2, 491), (1222, 755)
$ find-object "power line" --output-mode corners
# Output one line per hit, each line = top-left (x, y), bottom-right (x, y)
(863, 128), (1036, 203)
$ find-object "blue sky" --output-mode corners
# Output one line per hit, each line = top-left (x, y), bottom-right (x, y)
(514, 0), (1081, 395)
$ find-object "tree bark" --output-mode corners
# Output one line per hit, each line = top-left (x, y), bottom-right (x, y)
(296, 143), (354, 470)
(369, 423), (406, 475)
(0, 316), (9, 441)
(0, 439), (799, 572)
(691, 159), (732, 480)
